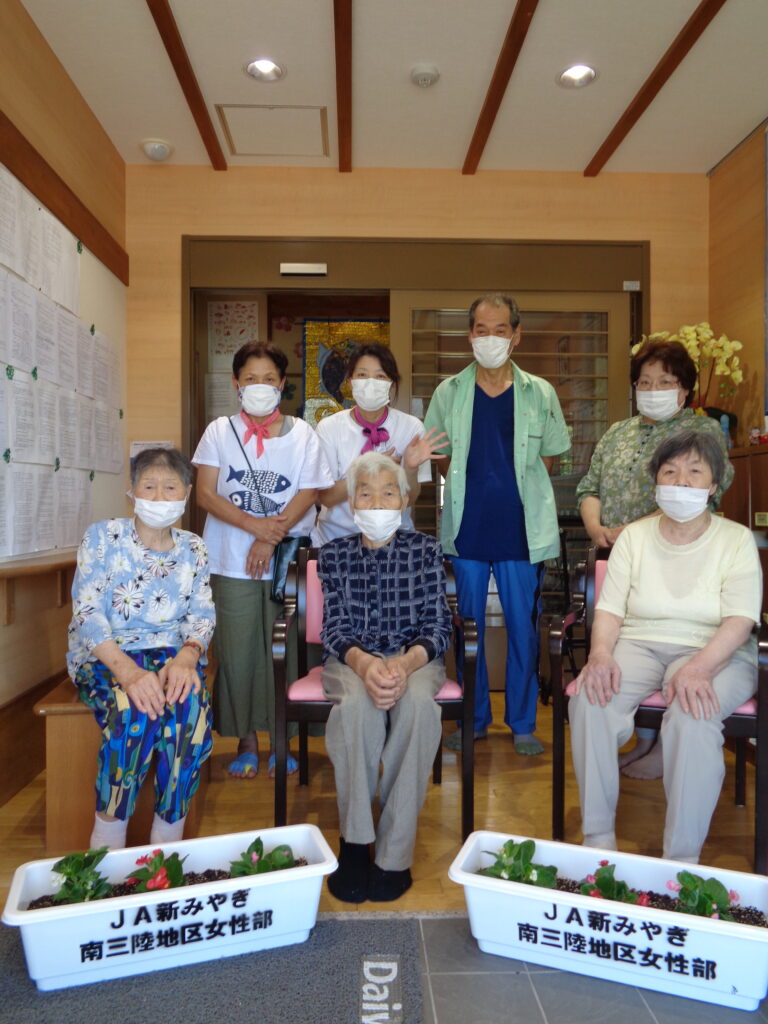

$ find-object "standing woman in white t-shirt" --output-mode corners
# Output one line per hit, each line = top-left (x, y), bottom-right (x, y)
(193, 341), (333, 779)
(312, 344), (447, 546)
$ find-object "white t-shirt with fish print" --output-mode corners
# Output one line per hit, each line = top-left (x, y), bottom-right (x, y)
(311, 407), (432, 546)
(193, 415), (333, 580)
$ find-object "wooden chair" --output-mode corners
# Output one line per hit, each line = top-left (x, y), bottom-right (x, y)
(272, 547), (478, 840)
(550, 546), (768, 873)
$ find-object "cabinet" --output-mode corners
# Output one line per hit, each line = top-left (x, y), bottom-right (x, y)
(719, 446), (768, 617)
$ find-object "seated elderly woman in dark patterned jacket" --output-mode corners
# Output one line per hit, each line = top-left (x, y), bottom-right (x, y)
(318, 452), (452, 904)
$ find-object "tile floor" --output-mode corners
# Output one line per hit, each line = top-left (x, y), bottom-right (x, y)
(416, 915), (768, 1024)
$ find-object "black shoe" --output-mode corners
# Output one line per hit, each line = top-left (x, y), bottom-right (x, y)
(367, 864), (412, 902)
(327, 838), (370, 903)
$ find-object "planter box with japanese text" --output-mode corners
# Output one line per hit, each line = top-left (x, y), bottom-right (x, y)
(2, 824), (336, 991)
(449, 831), (768, 1012)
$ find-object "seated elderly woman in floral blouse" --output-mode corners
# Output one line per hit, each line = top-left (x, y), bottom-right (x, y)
(569, 430), (761, 864)
(67, 447), (215, 851)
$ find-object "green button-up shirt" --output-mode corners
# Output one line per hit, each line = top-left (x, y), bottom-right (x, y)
(574, 408), (734, 526)
(424, 362), (571, 563)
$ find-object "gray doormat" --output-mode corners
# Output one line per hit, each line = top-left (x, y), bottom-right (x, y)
(0, 915), (425, 1024)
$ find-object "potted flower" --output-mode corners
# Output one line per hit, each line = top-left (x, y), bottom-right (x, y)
(2, 824), (336, 991)
(449, 831), (768, 1012)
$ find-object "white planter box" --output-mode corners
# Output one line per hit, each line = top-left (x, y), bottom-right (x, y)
(449, 831), (768, 1012)
(2, 824), (336, 991)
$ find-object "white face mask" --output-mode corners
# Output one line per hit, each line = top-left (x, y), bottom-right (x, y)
(471, 334), (512, 369)
(351, 377), (392, 412)
(353, 508), (402, 544)
(134, 497), (187, 530)
(636, 389), (683, 422)
(655, 485), (710, 523)
(239, 384), (281, 417)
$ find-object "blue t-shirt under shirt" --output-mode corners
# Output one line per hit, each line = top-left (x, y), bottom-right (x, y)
(454, 385), (529, 562)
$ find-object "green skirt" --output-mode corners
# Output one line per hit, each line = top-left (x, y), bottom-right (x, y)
(210, 574), (298, 743)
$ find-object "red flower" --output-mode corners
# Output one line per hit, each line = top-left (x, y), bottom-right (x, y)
(146, 867), (170, 890)
(135, 854), (152, 866)
(637, 892), (650, 907)
(152, 849), (163, 857)
(126, 877), (137, 885)
(599, 860), (609, 867)
(589, 889), (603, 899)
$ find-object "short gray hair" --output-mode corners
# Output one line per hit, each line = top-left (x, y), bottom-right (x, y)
(468, 293), (521, 330)
(647, 429), (726, 486)
(346, 452), (410, 501)
(131, 447), (193, 488)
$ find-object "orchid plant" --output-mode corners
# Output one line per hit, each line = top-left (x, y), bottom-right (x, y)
(632, 322), (743, 408)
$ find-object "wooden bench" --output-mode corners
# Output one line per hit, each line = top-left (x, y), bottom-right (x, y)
(34, 678), (206, 853)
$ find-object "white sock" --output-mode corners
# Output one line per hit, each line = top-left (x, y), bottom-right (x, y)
(90, 813), (128, 851)
(583, 831), (618, 851)
(150, 813), (186, 845)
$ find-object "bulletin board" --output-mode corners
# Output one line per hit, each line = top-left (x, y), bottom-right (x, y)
(0, 163), (124, 558)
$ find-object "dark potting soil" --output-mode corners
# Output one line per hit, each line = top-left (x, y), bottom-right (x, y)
(549, 875), (767, 928)
(25, 859), (309, 911)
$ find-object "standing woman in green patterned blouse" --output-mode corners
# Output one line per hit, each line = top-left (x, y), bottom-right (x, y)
(575, 338), (734, 777)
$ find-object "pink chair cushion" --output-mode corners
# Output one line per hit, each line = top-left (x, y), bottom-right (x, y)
(594, 558), (608, 601)
(305, 561), (323, 645)
(287, 665), (325, 701)
(286, 667), (463, 703)
(564, 680), (756, 717)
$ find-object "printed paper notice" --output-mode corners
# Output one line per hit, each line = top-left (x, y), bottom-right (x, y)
(207, 300), (259, 371)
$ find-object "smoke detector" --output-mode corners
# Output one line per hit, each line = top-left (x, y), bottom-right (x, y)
(410, 64), (440, 89)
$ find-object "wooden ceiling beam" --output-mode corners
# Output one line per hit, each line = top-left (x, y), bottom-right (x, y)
(584, 0), (730, 177)
(462, 0), (540, 175)
(334, 0), (353, 172)
(144, 0), (227, 170)
(0, 110), (129, 285)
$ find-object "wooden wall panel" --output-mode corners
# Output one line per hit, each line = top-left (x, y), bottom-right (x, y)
(0, 0), (125, 247)
(126, 165), (709, 448)
(709, 129), (766, 446)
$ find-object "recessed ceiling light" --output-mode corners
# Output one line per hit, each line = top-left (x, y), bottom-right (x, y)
(244, 59), (286, 82)
(557, 64), (597, 88)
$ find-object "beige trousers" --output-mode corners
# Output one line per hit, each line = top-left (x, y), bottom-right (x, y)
(569, 639), (755, 862)
(322, 654), (443, 871)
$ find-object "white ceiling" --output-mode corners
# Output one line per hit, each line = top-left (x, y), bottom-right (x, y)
(20, 0), (768, 173)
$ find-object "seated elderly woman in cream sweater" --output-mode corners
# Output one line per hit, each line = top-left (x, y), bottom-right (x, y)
(569, 429), (761, 863)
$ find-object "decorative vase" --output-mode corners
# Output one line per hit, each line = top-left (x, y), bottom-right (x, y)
(2, 824), (336, 991)
(449, 831), (768, 1012)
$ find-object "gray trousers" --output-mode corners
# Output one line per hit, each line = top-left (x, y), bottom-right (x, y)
(322, 655), (443, 871)
(570, 639), (756, 862)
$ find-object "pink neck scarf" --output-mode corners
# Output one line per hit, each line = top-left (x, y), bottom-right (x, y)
(241, 409), (280, 458)
(352, 406), (390, 454)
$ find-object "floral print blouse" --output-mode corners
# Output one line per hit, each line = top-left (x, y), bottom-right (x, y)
(67, 518), (216, 680)
(574, 409), (734, 527)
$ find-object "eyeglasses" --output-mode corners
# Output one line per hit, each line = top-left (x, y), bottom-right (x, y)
(634, 377), (679, 391)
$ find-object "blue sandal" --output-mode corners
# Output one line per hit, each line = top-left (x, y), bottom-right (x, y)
(268, 753), (299, 778)
(227, 752), (258, 778)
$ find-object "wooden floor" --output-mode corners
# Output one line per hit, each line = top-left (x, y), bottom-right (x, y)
(0, 693), (759, 911)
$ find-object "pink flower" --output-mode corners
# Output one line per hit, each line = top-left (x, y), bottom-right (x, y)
(152, 849), (163, 857)
(250, 852), (260, 864)
(637, 892), (650, 907)
(667, 880), (682, 892)
(711, 912), (719, 919)
(599, 860), (609, 867)
(585, 874), (596, 884)
(729, 890), (740, 904)
(589, 889), (603, 899)
(126, 877), (137, 885)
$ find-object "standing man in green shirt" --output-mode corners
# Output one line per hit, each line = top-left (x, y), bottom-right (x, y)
(425, 294), (570, 754)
